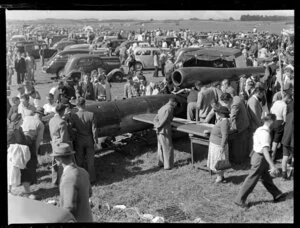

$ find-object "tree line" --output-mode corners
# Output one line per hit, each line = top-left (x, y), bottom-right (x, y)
(240, 15), (294, 21)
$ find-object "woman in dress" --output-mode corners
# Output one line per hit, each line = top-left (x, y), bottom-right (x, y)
(207, 106), (231, 183)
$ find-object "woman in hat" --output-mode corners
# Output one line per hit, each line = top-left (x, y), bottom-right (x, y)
(207, 105), (231, 183)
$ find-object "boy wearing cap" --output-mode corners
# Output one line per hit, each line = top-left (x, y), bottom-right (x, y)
(51, 143), (93, 222)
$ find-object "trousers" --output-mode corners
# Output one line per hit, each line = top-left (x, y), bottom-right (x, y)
(17, 72), (25, 84)
(228, 128), (249, 164)
(187, 102), (197, 121)
(234, 152), (282, 204)
(157, 133), (174, 169)
(75, 136), (96, 182)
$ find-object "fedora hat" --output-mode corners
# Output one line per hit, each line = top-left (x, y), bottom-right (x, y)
(51, 143), (75, 157)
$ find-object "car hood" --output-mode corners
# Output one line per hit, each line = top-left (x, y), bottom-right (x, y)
(8, 194), (76, 224)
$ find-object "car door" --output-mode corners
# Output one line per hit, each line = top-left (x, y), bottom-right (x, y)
(92, 57), (106, 72)
(142, 49), (152, 69)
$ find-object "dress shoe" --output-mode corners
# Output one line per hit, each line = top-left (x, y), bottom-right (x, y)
(234, 201), (249, 209)
(274, 192), (288, 203)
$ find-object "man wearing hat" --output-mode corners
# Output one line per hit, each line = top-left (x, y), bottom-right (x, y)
(51, 143), (93, 222)
(69, 97), (98, 184)
(153, 97), (178, 170)
(49, 104), (72, 186)
(77, 74), (95, 101)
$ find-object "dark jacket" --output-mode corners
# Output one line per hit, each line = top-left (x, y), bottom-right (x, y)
(230, 96), (250, 133)
(70, 109), (98, 143)
(78, 82), (94, 100)
(15, 58), (27, 73)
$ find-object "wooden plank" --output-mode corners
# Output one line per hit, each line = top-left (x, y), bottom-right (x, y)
(133, 114), (214, 138)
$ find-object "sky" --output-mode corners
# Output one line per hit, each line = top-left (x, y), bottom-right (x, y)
(6, 10), (294, 21)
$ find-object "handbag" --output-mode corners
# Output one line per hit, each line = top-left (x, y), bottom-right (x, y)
(215, 149), (231, 170)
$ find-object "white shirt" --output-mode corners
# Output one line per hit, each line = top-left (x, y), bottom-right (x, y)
(162, 42), (168, 48)
(43, 103), (56, 115)
(253, 125), (271, 154)
(270, 100), (287, 122)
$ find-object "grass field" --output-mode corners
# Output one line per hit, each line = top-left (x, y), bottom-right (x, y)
(7, 59), (294, 223)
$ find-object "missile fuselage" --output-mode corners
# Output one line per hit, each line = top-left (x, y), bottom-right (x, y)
(85, 94), (187, 137)
(172, 66), (266, 88)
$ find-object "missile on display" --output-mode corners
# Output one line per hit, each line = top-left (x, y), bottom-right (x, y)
(171, 66), (266, 88)
(85, 94), (187, 137)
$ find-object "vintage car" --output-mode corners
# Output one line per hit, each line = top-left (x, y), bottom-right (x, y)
(174, 47), (203, 65)
(100, 38), (127, 53)
(64, 43), (92, 51)
(64, 54), (124, 82)
(175, 47), (247, 69)
(114, 40), (150, 55)
(133, 47), (170, 70)
(15, 41), (57, 59)
(8, 194), (76, 224)
(10, 35), (26, 44)
(42, 49), (109, 78)
(51, 39), (86, 51)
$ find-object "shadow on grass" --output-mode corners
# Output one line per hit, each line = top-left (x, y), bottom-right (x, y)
(248, 190), (294, 207)
(31, 187), (59, 200)
(225, 174), (248, 185)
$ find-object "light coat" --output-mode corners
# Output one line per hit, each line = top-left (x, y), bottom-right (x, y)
(59, 163), (93, 222)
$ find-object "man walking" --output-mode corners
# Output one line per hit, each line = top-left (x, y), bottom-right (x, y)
(153, 97), (178, 170)
(70, 97), (98, 184)
(15, 52), (27, 85)
(153, 51), (159, 77)
(234, 113), (288, 208)
(51, 143), (93, 222)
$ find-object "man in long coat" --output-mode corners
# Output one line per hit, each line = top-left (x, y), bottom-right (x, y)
(153, 97), (178, 170)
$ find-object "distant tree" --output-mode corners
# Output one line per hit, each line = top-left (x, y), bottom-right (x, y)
(229, 17), (234, 21)
(209, 18), (214, 21)
(189, 18), (199, 21)
(150, 18), (154, 21)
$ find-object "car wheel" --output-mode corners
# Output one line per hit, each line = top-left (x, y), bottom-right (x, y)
(56, 68), (65, 79)
(112, 72), (124, 82)
(135, 62), (143, 71)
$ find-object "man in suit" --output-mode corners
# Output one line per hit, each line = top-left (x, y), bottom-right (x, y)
(51, 143), (93, 222)
(220, 93), (250, 164)
(70, 97), (98, 184)
(15, 52), (27, 85)
(247, 87), (265, 153)
(153, 97), (178, 170)
(49, 104), (71, 186)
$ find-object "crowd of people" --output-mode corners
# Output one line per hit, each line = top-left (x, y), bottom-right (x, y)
(6, 23), (294, 221)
